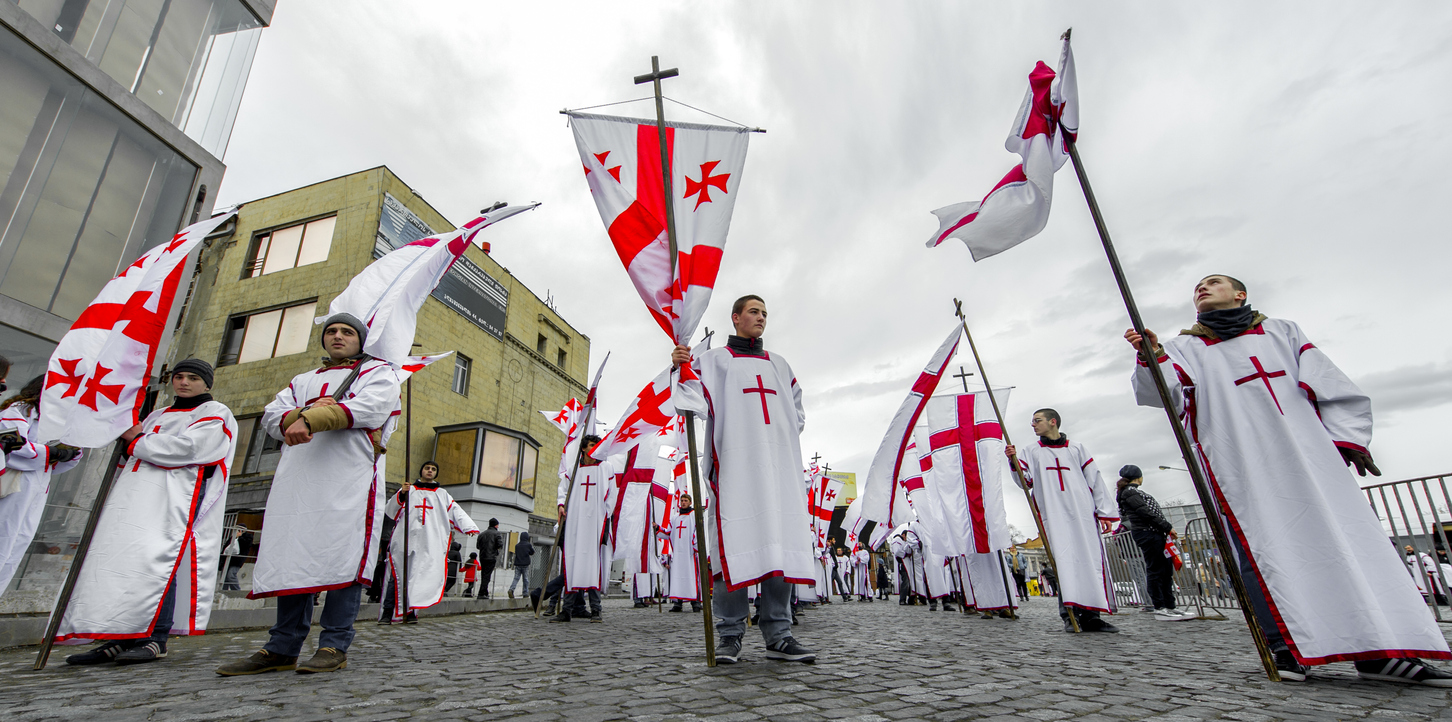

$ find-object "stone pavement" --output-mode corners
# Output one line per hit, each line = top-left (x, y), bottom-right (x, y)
(3, 595), (1452, 721)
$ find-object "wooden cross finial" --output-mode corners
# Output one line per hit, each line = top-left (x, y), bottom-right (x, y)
(953, 366), (974, 393)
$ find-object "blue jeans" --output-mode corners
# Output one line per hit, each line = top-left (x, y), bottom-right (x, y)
(508, 566), (529, 593)
(715, 576), (793, 646)
(145, 577), (178, 646)
(263, 584), (363, 656)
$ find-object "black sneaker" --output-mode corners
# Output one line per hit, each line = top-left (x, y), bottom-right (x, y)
(942, 604), (956, 612)
(548, 612), (571, 623)
(1089, 620), (1119, 633)
(1276, 650), (1309, 682)
(1062, 618), (1077, 633)
(589, 613), (602, 623)
(1356, 658), (1452, 687)
(765, 637), (817, 663)
(65, 640), (131, 665)
(114, 641), (167, 665)
(633, 601), (648, 609)
(403, 612), (418, 625)
(715, 635), (743, 664)
(669, 602), (683, 613)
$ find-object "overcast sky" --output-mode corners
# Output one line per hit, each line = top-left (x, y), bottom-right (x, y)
(217, 2), (1452, 532)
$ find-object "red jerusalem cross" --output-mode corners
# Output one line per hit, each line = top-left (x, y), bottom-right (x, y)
(414, 497), (434, 525)
(743, 375), (777, 424)
(1235, 355), (1288, 415)
(1046, 458), (1072, 491)
(580, 476), (597, 501)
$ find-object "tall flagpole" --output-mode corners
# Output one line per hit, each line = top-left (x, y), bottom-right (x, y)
(636, 55), (717, 666)
(35, 373), (165, 669)
(1063, 130), (1279, 679)
(953, 299), (1079, 633)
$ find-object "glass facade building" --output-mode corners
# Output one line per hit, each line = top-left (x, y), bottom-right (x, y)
(0, 0), (272, 596)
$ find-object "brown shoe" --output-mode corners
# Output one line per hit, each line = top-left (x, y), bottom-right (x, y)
(296, 647), (347, 674)
(216, 650), (298, 676)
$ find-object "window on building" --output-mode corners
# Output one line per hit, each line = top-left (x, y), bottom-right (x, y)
(234, 416), (282, 476)
(556, 349), (567, 368)
(433, 429), (478, 486)
(217, 301), (317, 366)
(243, 216), (337, 278)
(519, 443), (538, 498)
(536, 334), (547, 354)
(478, 431), (521, 489)
(452, 354), (471, 396)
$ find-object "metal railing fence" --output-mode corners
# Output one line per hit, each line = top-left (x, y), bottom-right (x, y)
(1103, 517), (1236, 619)
(1361, 473), (1452, 621)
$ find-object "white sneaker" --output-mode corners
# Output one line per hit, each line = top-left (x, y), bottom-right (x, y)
(1155, 609), (1195, 621)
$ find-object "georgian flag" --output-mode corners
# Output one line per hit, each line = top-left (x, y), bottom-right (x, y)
(542, 354), (610, 486)
(860, 324), (963, 527)
(589, 367), (676, 461)
(320, 202), (539, 364)
(841, 495), (867, 551)
(812, 473), (846, 552)
(927, 36), (1078, 261)
(36, 210), (237, 446)
(396, 351), (455, 382)
(913, 390), (1013, 556)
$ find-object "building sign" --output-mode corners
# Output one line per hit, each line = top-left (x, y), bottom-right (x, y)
(376, 193), (508, 340)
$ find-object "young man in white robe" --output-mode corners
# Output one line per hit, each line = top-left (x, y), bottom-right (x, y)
(552, 438), (616, 622)
(851, 545), (872, 601)
(217, 314), (399, 676)
(0, 375), (83, 595)
(1006, 409), (1119, 633)
(1127, 273), (1452, 685)
(671, 295), (816, 664)
(666, 492), (703, 612)
(60, 360), (234, 665)
(381, 461), (479, 623)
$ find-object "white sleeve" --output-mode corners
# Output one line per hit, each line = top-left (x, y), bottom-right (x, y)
(448, 497), (480, 535)
(262, 379), (301, 442)
(1081, 453), (1118, 521)
(130, 410), (235, 469)
(1131, 344), (1187, 416)
(337, 362), (402, 430)
(1287, 321), (1373, 454)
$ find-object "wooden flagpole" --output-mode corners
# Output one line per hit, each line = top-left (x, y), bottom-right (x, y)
(1061, 113), (1280, 679)
(402, 373), (412, 620)
(636, 55), (716, 666)
(35, 373), (165, 669)
(953, 299), (1080, 633)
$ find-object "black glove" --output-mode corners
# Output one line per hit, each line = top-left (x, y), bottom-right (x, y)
(0, 432), (24, 454)
(47, 445), (80, 463)
(1340, 446), (1381, 477)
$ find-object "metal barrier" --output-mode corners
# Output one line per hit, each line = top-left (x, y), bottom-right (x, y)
(1103, 517), (1236, 619)
(1361, 473), (1452, 621)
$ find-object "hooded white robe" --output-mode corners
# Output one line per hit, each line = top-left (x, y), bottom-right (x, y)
(694, 345), (814, 590)
(55, 400), (235, 640)
(1017, 437), (1117, 613)
(557, 460), (616, 592)
(1135, 317), (1450, 664)
(0, 405), (82, 594)
(252, 358), (399, 597)
(384, 483), (478, 618)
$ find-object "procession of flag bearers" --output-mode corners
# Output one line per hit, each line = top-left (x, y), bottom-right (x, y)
(6, 30), (1451, 702)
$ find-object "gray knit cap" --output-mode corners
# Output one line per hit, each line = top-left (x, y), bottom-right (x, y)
(320, 312), (368, 352)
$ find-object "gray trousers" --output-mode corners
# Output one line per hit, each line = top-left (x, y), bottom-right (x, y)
(714, 576), (792, 646)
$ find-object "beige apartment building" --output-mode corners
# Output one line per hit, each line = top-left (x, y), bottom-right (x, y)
(169, 166), (589, 581)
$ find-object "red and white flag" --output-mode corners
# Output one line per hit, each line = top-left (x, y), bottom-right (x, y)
(860, 324), (963, 527)
(590, 367), (676, 461)
(396, 351), (455, 382)
(320, 202), (539, 364)
(543, 353), (610, 485)
(567, 112), (751, 345)
(36, 211), (237, 446)
(914, 390), (1013, 556)
(927, 36), (1078, 261)
(812, 473), (846, 551)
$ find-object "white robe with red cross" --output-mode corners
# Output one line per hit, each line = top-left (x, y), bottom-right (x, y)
(0, 405), (83, 595)
(1134, 318), (1449, 664)
(55, 400), (235, 641)
(384, 483), (478, 619)
(251, 358), (400, 597)
(1018, 437), (1117, 613)
(694, 345), (814, 590)
(557, 459), (617, 592)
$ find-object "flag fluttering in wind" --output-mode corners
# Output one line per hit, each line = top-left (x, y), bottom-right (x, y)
(320, 203), (539, 364)
(860, 324), (963, 527)
(590, 367), (677, 461)
(396, 351), (455, 382)
(36, 210), (238, 446)
(927, 36), (1078, 261)
(542, 353), (610, 485)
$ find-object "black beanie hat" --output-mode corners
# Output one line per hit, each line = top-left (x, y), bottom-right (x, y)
(172, 359), (214, 389)
(1119, 464), (1143, 480)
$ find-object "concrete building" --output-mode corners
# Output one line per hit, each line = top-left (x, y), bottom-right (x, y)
(169, 166), (589, 593)
(1, 0), (273, 597)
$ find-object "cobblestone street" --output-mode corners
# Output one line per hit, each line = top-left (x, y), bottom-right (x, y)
(3, 596), (1452, 721)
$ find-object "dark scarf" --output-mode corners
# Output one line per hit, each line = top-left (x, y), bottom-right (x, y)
(727, 335), (765, 356)
(170, 393), (213, 411)
(1039, 435), (1069, 448)
(1195, 305), (1258, 340)
(414, 480), (440, 490)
